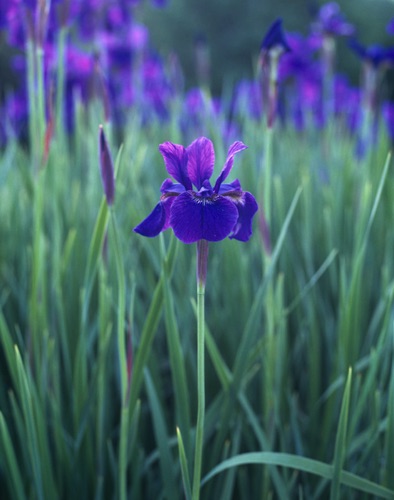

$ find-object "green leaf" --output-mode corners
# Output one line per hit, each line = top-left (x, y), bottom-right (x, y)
(177, 427), (192, 500)
(330, 367), (352, 500)
(202, 451), (394, 499)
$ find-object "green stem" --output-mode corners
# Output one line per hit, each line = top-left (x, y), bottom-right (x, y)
(262, 50), (279, 226)
(109, 213), (128, 500)
(36, 46), (46, 168)
(263, 125), (273, 226)
(26, 39), (38, 165)
(55, 26), (68, 142)
(192, 240), (208, 500)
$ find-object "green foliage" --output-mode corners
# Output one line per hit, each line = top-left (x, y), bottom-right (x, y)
(1, 85), (394, 499)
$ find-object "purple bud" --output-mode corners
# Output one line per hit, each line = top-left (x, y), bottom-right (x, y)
(99, 125), (115, 206)
(260, 19), (291, 54)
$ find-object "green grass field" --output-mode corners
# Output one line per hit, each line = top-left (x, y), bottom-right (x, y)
(1, 85), (394, 499)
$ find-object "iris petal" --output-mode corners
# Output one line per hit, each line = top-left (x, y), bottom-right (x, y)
(218, 179), (242, 194)
(186, 137), (215, 190)
(160, 178), (186, 194)
(214, 142), (247, 193)
(229, 192), (259, 242)
(170, 192), (238, 244)
(159, 142), (192, 190)
(133, 200), (172, 237)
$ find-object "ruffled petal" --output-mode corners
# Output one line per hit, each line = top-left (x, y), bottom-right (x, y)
(170, 192), (238, 244)
(186, 137), (215, 190)
(214, 142), (247, 193)
(133, 200), (172, 237)
(229, 192), (258, 242)
(159, 142), (192, 190)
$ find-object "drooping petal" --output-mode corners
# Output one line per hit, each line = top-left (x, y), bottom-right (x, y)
(170, 192), (238, 243)
(186, 137), (215, 190)
(214, 142), (247, 193)
(159, 142), (192, 190)
(229, 192), (259, 242)
(133, 200), (172, 237)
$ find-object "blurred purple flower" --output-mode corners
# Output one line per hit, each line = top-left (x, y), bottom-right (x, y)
(231, 80), (263, 121)
(349, 39), (394, 67)
(279, 33), (320, 81)
(134, 137), (258, 244)
(260, 18), (291, 54)
(312, 2), (354, 37)
(383, 102), (394, 141)
(387, 18), (394, 35)
(151, 0), (167, 7)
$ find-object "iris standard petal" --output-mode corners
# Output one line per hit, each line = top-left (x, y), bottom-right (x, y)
(170, 192), (238, 243)
(134, 201), (169, 237)
(214, 142), (247, 192)
(186, 137), (215, 190)
(159, 142), (192, 190)
(229, 192), (259, 242)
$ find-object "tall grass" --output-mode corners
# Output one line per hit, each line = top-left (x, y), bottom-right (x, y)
(0, 81), (394, 499)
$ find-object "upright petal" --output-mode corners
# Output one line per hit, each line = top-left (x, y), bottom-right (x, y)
(159, 142), (192, 190)
(229, 192), (258, 242)
(133, 200), (173, 237)
(170, 192), (238, 243)
(186, 137), (215, 190)
(214, 142), (248, 193)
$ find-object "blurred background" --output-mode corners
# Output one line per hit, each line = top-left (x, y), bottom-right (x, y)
(0, 0), (393, 103)
(139, 0), (394, 95)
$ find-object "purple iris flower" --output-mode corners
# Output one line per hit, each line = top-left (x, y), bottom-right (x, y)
(134, 137), (258, 244)
(349, 39), (394, 67)
(260, 18), (291, 54)
(313, 2), (354, 37)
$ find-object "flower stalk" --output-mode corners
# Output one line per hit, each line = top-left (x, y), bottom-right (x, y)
(192, 239), (208, 500)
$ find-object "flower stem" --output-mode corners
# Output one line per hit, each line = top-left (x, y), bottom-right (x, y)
(192, 239), (208, 500)
(263, 50), (279, 226)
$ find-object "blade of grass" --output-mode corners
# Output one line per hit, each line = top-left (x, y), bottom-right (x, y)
(144, 369), (180, 500)
(0, 411), (26, 500)
(177, 427), (192, 500)
(201, 451), (394, 498)
(330, 367), (352, 500)
(161, 236), (191, 458)
(128, 234), (177, 416)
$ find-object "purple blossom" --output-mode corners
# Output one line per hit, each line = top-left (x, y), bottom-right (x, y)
(387, 18), (394, 35)
(349, 39), (394, 67)
(383, 102), (394, 141)
(260, 18), (291, 54)
(134, 138), (258, 244)
(313, 2), (354, 37)
(279, 33), (321, 81)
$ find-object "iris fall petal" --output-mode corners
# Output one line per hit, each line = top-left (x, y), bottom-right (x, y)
(170, 192), (238, 243)
(229, 192), (259, 242)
